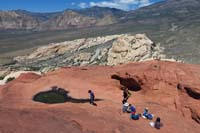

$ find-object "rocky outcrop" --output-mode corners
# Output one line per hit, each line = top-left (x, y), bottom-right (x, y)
(0, 34), (173, 79)
(107, 34), (165, 65)
(177, 83), (200, 123)
(0, 61), (200, 132)
(12, 34), (170, 71)
(0, 34), (181, 80)
(0, 71), (41, 85)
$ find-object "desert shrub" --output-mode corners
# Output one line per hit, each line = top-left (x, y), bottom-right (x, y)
(6, 77), (15, 83)
(0, 76), (4, 80)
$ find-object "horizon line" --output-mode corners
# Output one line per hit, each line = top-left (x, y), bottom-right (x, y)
(0, 5), (146, 13)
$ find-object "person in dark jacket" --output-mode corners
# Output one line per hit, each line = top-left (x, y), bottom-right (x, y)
(154, 117), (163, 129)
(88, 90), (95, 105)
(149, 117), (163, 129)
(123, 88), (130, 101)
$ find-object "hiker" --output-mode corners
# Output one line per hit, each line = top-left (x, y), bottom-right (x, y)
(130, 111), (141, 120)
(88, 90), (95, 105)
(128, 104), (140, 120)
(123, 88), (128, 101)
(149, 117), (163, 129)
(142, 108), (153, 120)
(122, 100), (129, 113)
(128, 104), (136, 113)
(123, 87), (131, 101)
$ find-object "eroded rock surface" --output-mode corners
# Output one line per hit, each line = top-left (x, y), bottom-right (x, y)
(0, 61), (199, 133)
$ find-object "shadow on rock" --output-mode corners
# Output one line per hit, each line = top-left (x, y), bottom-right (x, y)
(33, 86), (103, 104)
(111, 74), (142, 91)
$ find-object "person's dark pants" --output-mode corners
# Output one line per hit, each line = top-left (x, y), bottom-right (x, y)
(90, 98), (94, 104)
(123, 97), (128, 101)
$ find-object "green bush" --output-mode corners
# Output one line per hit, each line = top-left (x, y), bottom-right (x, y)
(0, 76), (4, 80)
(6, 77), (15, 83)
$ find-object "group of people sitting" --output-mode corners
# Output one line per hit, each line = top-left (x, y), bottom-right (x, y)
(122, 87), (163, 130)
(87, 88), (163, 129)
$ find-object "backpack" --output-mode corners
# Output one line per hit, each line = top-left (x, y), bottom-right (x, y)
(128, 91), (132, 97)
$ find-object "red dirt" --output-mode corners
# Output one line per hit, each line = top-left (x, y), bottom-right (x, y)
(0, 60), (200, 133)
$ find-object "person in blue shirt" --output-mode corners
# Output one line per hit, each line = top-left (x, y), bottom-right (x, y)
(128, 104), (140, 120)
(88, 90), (95, 105)
(129, 104), (136, 113)
(143, 107), (153, 120)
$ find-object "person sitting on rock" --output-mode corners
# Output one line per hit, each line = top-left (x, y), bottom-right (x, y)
(122, 99), (129, 113)
(128, 104), (140, 120)
(142, 107), (153, 120)
(130, 111), (141, 120)
(149, 117), (163, 129)
(128, 104), (136, 113)
(88, 90), (95, 105)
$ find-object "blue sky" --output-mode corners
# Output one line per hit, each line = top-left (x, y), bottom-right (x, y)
(0, 0), (164, 12)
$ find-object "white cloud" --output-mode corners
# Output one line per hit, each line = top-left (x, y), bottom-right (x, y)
(119, 0), (138, 4)
(90, 1), (129, 10)
(78, 0), (152, 10)
(78, 2), (87, 8)
(139, 0), (152, 7)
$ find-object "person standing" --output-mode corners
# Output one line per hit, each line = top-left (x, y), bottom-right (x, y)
(123, 88), (129, 101)
(88, 90), (95, 105)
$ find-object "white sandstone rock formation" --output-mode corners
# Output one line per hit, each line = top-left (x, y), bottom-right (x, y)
(0, 71), (41, 85)
(13, 33), (177, 68)
(107, 34), (165, 65)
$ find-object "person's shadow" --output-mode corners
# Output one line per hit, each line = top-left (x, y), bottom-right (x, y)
(69, 97), (101, 106)
(92, 103), (97, 106)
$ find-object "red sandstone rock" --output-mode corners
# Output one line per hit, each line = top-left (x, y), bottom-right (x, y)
(0, 60), (200, 133)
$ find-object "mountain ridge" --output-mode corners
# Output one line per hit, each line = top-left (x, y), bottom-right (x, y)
(0, 6), (127, 31)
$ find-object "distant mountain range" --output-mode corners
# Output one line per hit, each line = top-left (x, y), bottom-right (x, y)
(0, 6), (127, 31)
(1, 0), (200, 31)
(0, 0), (200, 64)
